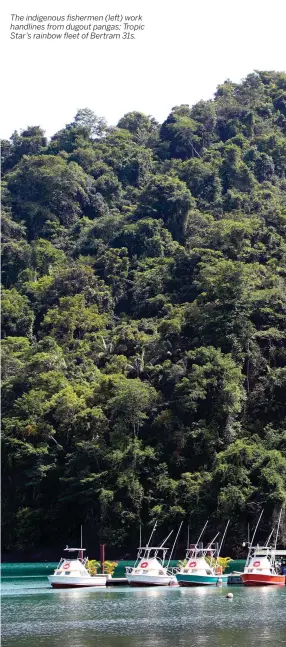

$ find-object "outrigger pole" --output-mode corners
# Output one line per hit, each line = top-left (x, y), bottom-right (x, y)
(135, 520), (157, 567)
(249, 509), (264, 553)
(244, 509), (263, 567)
(196, 520), (208, 546)
(205, 532), (220, 566)
(146, 521), (157, 548)
(167, 521), (183, 568)
(217, 520), (230, 559)
(80, 525), (83, 560)
(159, 529), (174, 548)
(206, 532), (220, 549)
(265, 528), (274, 547)
(274, 508), (283, 551)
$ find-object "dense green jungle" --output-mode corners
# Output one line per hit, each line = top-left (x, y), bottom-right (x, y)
(1, 71), (286, 558)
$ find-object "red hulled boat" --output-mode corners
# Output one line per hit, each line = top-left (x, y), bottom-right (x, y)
(242, 509), (285, 586)
(241, 549), (285, 586)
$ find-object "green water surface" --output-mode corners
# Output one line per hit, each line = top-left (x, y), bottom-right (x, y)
(1, 563), (286, 646)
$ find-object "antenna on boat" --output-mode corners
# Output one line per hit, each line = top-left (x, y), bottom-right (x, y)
(196, 520), (208, 546)
(159, 529), (174, 548)
(80, 525), (83, 549)
(274, 508), (283, 551)
(187, 523), (190, 549)
(217, 520), (230, 558)
(167, 521), (183, 568)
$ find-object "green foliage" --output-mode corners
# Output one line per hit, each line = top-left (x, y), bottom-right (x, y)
(205, 556), (232, 573)
(2, 70), (286, 555)
(86, 559), (100, 575)
(2, 289), (34, 338)
(6, 154), (95, 237)
(103, 561), (118, 575)
(86, 559), (118, 575)
(136, 174), (194, 241)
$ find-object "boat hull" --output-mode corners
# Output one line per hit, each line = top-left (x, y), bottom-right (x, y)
(241, 574), (285, 586)
(48, 575), (106, 588)
(127, 575), (173, 587)
(176, 574), (228, 587)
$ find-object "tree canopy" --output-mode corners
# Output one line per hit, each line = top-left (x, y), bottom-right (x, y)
(2, 71), (286, 555)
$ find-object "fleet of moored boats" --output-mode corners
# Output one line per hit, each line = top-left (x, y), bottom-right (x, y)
(48, 510), (286, 589)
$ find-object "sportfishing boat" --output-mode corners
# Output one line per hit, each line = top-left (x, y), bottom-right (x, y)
(48, 546), (107, 589)
(241, 547), (285, 586)
(176, 521), (229, 586)
(126, 522), (180, 587)
(241, 509), (285, 586)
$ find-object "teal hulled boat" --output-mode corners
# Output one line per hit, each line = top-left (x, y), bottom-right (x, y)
(176, 560), (228, 586)
(175, 521), (229, 587)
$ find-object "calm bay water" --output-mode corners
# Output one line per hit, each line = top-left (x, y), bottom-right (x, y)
(1, 564), (286, 647)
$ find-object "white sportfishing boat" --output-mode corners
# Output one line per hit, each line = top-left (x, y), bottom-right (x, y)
(48, 533), (106, 588)
(126, 522), (180, 587)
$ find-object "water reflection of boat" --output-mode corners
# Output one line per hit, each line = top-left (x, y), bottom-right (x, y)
(48, 546), (106, 589)
(242, 509), (286, 586)
(176, 521), (229, 587)
(126, 522), (179, 587)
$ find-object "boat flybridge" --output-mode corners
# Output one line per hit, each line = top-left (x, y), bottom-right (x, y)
(48, 543), (107, 589)
(242, 509), (285, 586)
(176, 520), (230, 586)
(126, 522), (181, 586)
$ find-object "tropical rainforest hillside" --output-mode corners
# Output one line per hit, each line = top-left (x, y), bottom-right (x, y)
(2, 71), (286, 556)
